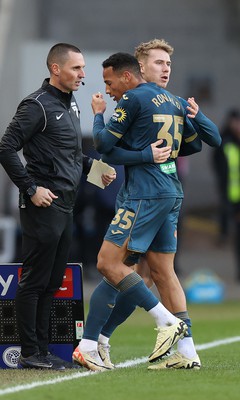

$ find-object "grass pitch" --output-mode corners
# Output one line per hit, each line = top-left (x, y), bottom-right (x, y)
(0, 301), (239, 400)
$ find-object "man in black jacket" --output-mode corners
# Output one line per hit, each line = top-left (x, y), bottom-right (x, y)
(0, 43), (115, 370)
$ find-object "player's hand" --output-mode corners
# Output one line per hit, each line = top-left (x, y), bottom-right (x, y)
(151, 139), (172, 163)
(186, 97), (199, 118)
(102, 171), (117, 187)
(30, 186), (58, 207)
(91, 92), (107, 115)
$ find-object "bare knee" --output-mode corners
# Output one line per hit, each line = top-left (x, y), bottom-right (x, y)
(97, 252), (108, 275)
(97, 248), (117, 277)
(147, 252), (176, 284)
(96, 240), (129, 283)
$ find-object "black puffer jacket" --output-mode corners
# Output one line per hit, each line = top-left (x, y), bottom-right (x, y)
(0, 79), (92, 212)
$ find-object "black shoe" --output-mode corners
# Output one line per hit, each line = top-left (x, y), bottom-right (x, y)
(45, 352), (81, 369)
(18, 353), (55, 370)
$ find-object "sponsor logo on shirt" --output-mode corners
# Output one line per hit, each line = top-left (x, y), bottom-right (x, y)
(160, 161), (176, 174)
(111, 107), (127, 123)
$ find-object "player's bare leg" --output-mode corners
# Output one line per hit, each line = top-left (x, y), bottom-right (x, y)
(146, 251), (186, 313)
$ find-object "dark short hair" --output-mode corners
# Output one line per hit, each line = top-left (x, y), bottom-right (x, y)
(102, 52), (141, 76)
(46, 43), (81, 70)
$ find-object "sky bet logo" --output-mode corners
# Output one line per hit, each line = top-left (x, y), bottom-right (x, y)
(0, 265), (74, 299)
(0, 266), (18, 298)
(0, 274), (14, 296)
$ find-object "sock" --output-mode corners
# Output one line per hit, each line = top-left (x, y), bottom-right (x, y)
(117, 272), (179, 329)
(82, 279), (119, 342)
(148, 303), (176, 327)
(79, 338), (97, 352)
(116, 272), (159, 311)
(174, 311), (197, 358)
(100, 272), (158, 338)
(98, 334), (109, 345)
(107, 272), (179, 327)
(177, 336), (197, 359)
(101, 291), (137, 338)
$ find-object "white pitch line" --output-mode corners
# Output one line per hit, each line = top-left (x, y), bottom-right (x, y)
(0, 336), (240, 396)
(195, 336), (240, 350)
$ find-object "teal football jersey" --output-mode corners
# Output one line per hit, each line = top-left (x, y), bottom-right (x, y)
(93, 82), (196, 199)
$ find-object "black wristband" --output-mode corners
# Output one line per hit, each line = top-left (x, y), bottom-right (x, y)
(26, 184), (37, 197)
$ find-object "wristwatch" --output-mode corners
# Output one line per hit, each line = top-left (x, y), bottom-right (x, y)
(26, 184), (37, 197)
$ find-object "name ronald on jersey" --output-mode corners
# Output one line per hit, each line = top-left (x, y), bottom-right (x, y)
(151, 93), (181, 109)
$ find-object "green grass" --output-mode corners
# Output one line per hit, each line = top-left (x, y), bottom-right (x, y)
(0, 301), (240, 400)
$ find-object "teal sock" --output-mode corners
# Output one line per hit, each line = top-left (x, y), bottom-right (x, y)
(101, 291), (136, 338)
(83, 280), (119, 341)
(101, 273), (159, 337)
(84, 273), (159, 342)
(118, 278), (159, 311)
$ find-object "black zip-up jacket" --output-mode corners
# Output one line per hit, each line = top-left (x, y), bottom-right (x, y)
(0, 79), (92, 213)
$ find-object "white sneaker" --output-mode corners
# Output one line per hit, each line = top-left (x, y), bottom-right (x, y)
(148, 318), (188, 362)
(72, 346), (110, 372)
(98, 343), (115, 369)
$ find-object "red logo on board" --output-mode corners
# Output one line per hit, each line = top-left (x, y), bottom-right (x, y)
(54, 268), (73, 298)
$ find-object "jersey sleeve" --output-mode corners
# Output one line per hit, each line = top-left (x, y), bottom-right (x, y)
(179, 97), (221, 147)
(102, 144), (154, 165)
(0, 99), (45, 191)
(179, 117), (202, 156)
(93, 92), (140, 154)
(193, 110), (221, 147)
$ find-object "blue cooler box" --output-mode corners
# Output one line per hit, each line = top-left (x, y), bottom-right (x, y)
(184, 269), (225, 303)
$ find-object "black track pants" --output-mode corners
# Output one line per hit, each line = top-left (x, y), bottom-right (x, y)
(16, 201), (73, 357)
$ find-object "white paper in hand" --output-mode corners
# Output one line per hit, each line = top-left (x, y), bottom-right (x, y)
(87, 159), (116, 189)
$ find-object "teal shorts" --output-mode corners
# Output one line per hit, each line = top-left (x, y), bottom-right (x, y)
(104, 197), (182, 254)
